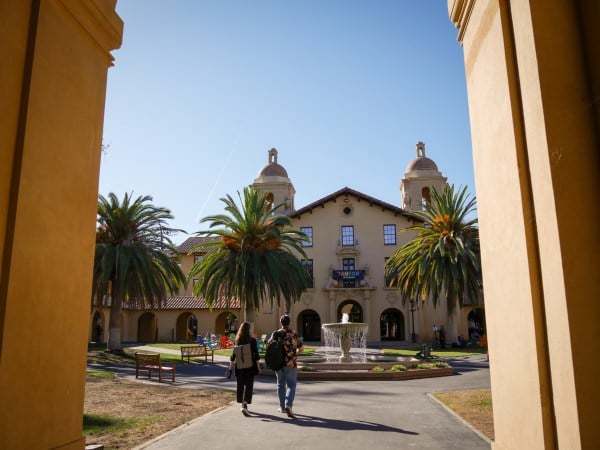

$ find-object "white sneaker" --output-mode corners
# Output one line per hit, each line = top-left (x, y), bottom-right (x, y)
(285, 406), (295, 418)
(278, 407), (284, 413)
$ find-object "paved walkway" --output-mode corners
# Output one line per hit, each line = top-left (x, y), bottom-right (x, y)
(93, 346), (492, 450)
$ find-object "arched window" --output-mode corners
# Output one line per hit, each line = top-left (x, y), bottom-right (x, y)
(421, 186), (431, 209)
(265, 192), (274, 211)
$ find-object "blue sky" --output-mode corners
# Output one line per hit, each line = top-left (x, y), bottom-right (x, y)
(100, 1), (474, 243)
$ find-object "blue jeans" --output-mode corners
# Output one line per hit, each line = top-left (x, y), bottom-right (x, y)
(276, 366), (298, 409)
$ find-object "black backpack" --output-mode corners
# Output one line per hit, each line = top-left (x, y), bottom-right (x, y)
(265, 338), (285, 371)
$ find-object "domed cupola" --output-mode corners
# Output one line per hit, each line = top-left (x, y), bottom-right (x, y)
(251, 148), (296, 214)
(406, 142), (439, 172)
(258, 148), (289, 178)
(400, 142), (447, 212)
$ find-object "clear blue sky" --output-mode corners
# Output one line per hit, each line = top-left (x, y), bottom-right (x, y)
(100, 1), (474, 244)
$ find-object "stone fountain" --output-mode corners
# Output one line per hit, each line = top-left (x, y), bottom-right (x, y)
(322, 313), (368, 363)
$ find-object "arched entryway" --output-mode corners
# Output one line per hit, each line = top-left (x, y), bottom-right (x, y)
(176, 312), (197, 342)
(467, 308), (486, 339)
(337, 300), (363, 323)
(380, 308), (405, 341)
(91, 310), (105, 343)
(215, 311), (239, 336)
(298, 309), (321, 342)
(137, 312), (157, 342)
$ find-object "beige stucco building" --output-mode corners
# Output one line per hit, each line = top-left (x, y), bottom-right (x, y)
(93, 146), (485, 346)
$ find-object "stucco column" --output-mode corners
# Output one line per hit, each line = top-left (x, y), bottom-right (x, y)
(0, 1), (122, 448)
(449, 1), (599, 449)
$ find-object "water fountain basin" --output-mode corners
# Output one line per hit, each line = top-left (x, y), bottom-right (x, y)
(322, 321), (368, 363)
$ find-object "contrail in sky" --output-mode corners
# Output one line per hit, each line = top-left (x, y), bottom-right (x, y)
(195, 145), (236, 223)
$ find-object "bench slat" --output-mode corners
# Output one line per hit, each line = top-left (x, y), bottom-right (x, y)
(135, 352), (176, 382)
(180, 345), (214, 364)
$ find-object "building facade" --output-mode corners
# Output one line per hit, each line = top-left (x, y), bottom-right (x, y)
(91, 144), (484, 345)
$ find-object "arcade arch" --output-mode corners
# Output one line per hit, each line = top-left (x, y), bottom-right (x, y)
(91, 310), (105, 343)
(137, 312), (157, 342)
(297, 309), (321, 342)
(380, 308), (405, 341)
(337, 300), (363, 323)
(175, 312), (198, 342)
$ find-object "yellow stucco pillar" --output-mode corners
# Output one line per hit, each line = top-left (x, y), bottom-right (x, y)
(0, 1), (122, 448)
(448, 1), (600, 449)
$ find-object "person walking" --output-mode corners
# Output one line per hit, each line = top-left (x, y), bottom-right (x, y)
(227, 322), (260, 416)
(269, 314), (303, 418)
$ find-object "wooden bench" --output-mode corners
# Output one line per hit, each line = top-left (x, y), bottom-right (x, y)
(180, 345), (215, 364)
(135, 352), (176, 382)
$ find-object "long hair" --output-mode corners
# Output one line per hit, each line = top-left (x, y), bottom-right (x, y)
(235, 322), (251, 345)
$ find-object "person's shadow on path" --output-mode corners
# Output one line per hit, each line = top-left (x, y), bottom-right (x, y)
(250, 412), (418, 435)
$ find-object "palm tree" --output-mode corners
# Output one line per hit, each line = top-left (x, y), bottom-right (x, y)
(385, 184), (482, 341)
(93, 193), (187, 351)
(189, 187), (309, 323)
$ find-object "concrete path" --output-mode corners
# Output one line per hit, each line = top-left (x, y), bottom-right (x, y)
(93, 346), (491, 450)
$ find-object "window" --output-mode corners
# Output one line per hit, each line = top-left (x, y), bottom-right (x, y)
(194, 254), (203, 264)
(341, 225), (354, 246)
(421, 187), (431, 210)
(266, 192), (274, 211)
(192, 278), (199, 287)
(342, 258), (355, 288)
(300, 227), (313, 247)
(301, 259), (314, 288)
(383, 224), (396, 245)
(343, 258), (355, 271)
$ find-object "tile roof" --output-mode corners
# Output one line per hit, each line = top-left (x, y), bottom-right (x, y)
(177, 236), (218, 253)
(123, 296), (241, 310)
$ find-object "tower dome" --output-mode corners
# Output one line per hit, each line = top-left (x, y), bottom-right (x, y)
(257, 148), (288, 178)
(252, 148), (295, 214)
(406, 141), (439, 172)
(400, 141), (447, 212)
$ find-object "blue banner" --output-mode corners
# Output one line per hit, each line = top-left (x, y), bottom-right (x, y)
(332, 270), (365, 281)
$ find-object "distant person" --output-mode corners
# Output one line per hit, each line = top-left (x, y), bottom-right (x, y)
(269, 314), (303, 418)
(439, 326), (446, 349)
(227, 322), (260, 416)
(95, 320), (103, 343)
(458, 335), (466, 348)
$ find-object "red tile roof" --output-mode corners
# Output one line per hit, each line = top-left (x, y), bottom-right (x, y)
(177, 236), (218, 253)
(124, 296), (241, 310)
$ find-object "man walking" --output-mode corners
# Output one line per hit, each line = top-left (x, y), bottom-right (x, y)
(269, 314), (303, 418)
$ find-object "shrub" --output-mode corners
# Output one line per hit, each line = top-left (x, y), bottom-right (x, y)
(371, 366), (385, 372)
(388, 364), (407, 372)
(417, 363), (434, 369)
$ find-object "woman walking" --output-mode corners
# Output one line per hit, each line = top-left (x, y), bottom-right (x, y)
(227, 322), (261, 416)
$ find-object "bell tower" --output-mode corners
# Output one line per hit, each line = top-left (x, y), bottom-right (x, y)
(400, 142), (447, 212)
(251, 148), (295, 214)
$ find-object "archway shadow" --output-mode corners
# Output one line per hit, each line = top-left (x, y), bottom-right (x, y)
(250, 412), (419, 435)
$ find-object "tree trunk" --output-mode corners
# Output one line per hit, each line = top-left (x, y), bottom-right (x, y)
(244, 303), (256, 335)
(444, 293), (460, 345)
(107, 290), (123, 351)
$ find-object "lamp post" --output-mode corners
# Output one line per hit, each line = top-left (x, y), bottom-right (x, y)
(409, 300), (417, 343)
